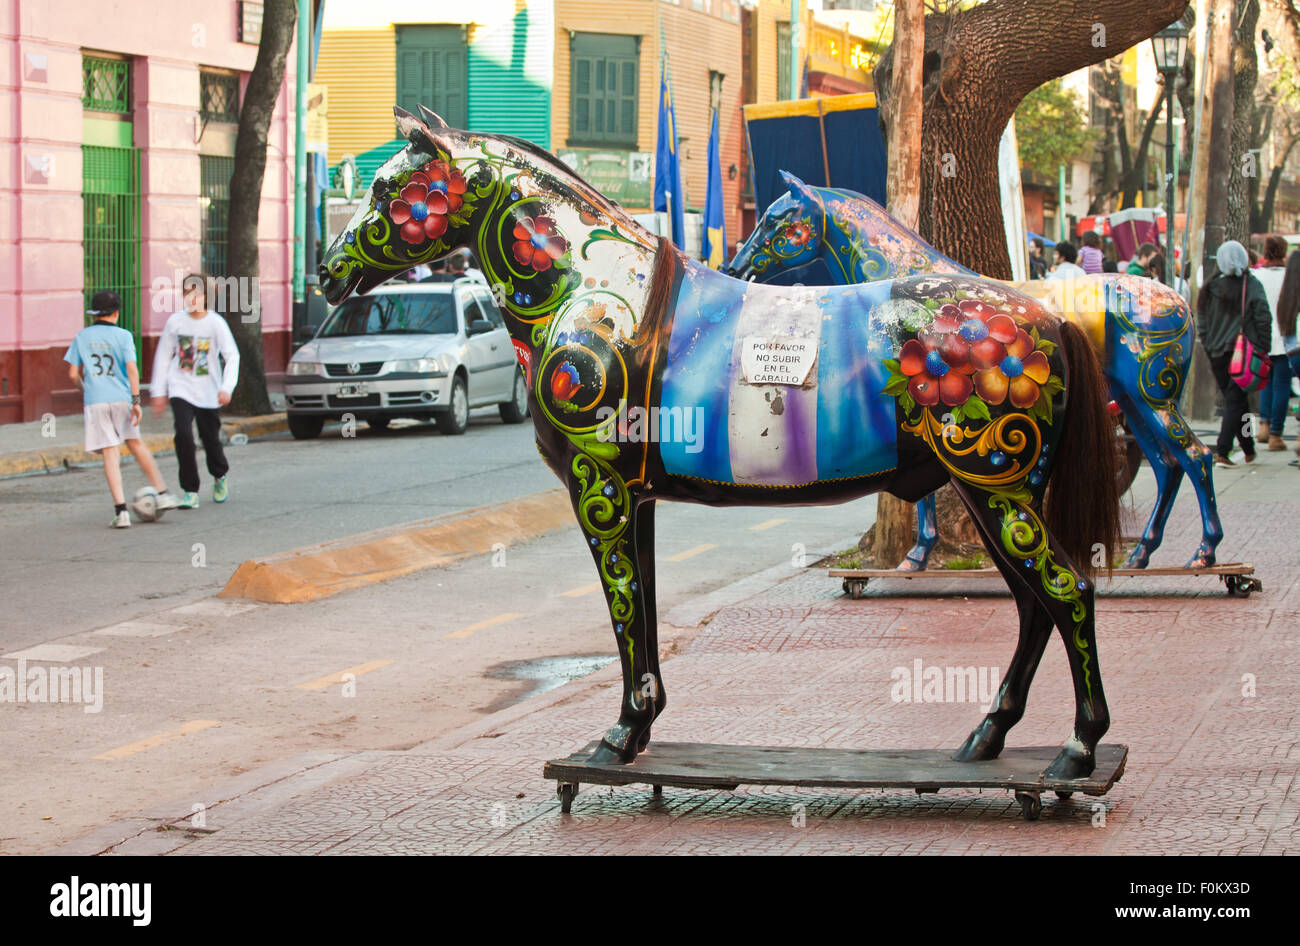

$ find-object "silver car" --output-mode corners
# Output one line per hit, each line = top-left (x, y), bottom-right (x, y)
(284, 278), (528, 438)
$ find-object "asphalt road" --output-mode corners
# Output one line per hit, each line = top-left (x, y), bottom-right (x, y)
(0, 408), (878, 852)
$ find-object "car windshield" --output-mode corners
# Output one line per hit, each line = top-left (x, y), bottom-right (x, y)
(319, 293), (457, 337)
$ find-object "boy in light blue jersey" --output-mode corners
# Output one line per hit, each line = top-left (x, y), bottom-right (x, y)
(65, 290), (178, 528)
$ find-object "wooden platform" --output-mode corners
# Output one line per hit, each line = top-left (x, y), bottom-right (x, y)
(543, 742), (1128, 820)
(829, 563), (1261, 598)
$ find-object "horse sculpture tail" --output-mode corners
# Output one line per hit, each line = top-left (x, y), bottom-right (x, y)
(1046, 320), (1121, 579)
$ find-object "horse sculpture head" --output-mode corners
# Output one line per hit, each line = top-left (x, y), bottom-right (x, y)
(725, 171), (825, 281)
(320, 105), (643, 314)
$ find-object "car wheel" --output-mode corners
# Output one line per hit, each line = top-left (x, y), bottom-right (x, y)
(367, 416), (391, 431)
(499, 369), (529, 424)
(288, 414), (324, 440)
(437, 376), (469, 435)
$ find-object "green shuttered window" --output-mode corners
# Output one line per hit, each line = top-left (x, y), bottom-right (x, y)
(396, 25), (468, 130)
(570, 33), (638, 148)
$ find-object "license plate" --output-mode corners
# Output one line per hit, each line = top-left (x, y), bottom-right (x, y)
(334, 383), (369, 398)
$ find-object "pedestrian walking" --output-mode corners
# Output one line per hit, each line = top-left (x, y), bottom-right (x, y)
(64, 290), (178, 527)
(149, 275), (240, 508)
(1079, 230), (1104, 275)
(1197, 241), (1272, 467)
(1253, 235), (1291, 450)
(1046, 241), (1086, 280)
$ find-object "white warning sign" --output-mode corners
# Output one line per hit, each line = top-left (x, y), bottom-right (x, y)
(741, 336), (817, 386)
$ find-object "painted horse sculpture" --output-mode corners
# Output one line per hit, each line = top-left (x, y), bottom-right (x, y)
(727, 173), (1223, 572)
(321, 106), (1125, 780)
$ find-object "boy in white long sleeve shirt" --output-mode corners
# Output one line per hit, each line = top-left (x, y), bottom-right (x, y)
(150, 275), (240, 508)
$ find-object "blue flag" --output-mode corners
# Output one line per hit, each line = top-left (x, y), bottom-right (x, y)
(653, 58), (686, 249)
(703, 107), (727, 269)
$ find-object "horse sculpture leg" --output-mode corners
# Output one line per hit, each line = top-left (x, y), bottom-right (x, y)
(1115, 399), (1185, 569)
(951, 502), (1054, 761)
(949, 481), (1110, 779)
(632, 500), (665, 752)
(564, 457), (662, 764)
(896, 493), (939, 571)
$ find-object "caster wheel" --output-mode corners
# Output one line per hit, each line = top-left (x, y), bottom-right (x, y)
(842, 579), (868, 599)
(1054, 790), (1073, 800)
(557, 783), (578, 814)
(1014, 790), (1042, 821)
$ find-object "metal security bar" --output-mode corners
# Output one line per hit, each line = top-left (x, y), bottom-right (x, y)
(200, 71), (241, 123)
(200, 155), (235, 277)
(82, 145), (142, 362)
(82, 56), (131, 113)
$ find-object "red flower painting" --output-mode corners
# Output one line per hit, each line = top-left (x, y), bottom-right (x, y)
(513, 216), (569, 272)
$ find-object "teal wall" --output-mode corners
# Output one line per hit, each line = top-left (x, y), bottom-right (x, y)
(467, 2), (553, 149)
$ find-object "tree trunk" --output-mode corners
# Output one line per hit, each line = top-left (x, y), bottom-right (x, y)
(226, 0), (298, 416)
(1226, 0), (1259, 245)
(1203, 2), (1236, 273)
(870, 0), (927, 568)
(875, 0), (1190, 278)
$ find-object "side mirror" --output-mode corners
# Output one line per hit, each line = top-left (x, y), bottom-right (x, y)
(468, 319), (494, 336)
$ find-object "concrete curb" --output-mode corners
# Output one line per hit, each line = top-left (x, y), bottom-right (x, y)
(0, 413), (289, 478)
(219, 488), (575, 604)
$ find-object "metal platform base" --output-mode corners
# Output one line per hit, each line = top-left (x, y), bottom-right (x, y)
(829, 562), (1261, 599)
(543, 742), (1128, 820)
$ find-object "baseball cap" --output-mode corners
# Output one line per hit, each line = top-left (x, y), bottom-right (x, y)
(87, 290), (121, 316)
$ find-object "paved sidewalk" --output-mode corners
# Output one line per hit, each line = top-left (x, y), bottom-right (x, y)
(55, 445), (1300, 855)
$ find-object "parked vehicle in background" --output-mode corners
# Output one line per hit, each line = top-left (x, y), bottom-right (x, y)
(284, 279), (528, 439)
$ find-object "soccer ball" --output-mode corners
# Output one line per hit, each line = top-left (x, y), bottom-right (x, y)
(131, 486), (164, 522)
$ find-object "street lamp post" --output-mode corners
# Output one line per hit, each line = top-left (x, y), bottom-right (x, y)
(1152, 21), (1189, 287)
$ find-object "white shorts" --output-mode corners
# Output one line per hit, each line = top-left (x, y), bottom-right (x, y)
(84, 401), (140, 452)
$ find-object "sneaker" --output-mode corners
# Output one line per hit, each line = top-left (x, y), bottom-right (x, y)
(155, 490), (180, 511)
(1214, 454), (1235, 468)
(213, 476), (229, 504)
(111, 510), (131, 529)
(1243, 452), (1257, 464)
(177, 491), (200, 509)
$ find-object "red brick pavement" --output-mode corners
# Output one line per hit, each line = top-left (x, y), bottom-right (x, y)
(70, 460), (1300, 855)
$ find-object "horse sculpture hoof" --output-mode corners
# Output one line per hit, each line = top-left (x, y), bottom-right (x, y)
(953, 719), (1006, 762)
(1044, 748), (1095, 781)
(588, 740), (636, 765)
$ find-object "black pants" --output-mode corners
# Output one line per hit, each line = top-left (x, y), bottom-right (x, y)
(1209, 354), (1255, 459)
(170, 397), (228, 493)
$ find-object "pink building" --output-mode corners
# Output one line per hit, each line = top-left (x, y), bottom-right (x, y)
(1, 0), (296, 423)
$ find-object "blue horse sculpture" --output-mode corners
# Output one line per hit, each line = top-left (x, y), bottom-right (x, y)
(728, 173), (1223, 571)
(320, 107), (1125, 779)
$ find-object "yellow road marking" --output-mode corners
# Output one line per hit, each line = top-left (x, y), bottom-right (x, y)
(94, 720), (220, 761)
(749, 518), (790, 532)
(295, 659), (394, 691)
(560, 582), (602, 598)
(666, 543), (717, 562)
(445, 612), (524, 639)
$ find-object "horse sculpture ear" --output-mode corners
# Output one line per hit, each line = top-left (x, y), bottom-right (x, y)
(779, 170), (814, 200)
(417, 105), (450, 129)
(393, 106), (451, 159)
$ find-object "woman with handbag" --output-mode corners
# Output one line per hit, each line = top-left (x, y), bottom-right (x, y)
(1197, 241), (1273, 467)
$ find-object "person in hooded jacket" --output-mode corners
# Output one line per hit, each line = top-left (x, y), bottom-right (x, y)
(1198, 240), (1273, 467)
